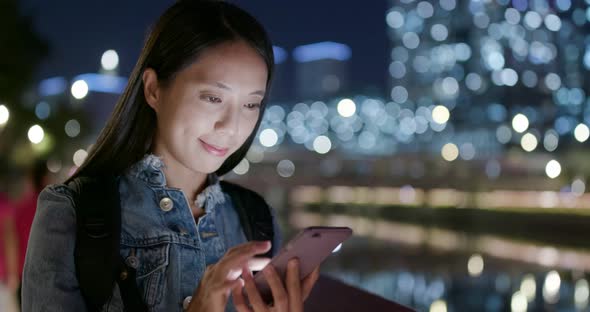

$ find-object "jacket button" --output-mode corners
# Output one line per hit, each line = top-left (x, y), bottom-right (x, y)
(160, 197), (174, 212)
(120, 269), (129, 281)
(182, 296), (192, 310)
(125, 256), (139, 269)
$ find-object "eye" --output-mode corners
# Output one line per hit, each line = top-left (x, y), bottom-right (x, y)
(202, 95), (222, 103)
(245, 103), (261, 110)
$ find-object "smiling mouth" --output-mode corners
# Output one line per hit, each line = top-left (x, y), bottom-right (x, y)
(199, 139), (229, 157)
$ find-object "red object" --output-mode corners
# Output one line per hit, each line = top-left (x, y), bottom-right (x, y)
(14, 191), (39, 278)
(305, 275), (416, 312)
(0, 193), (13, 281)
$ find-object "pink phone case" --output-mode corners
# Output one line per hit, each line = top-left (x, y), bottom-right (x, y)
(252, 226), (353, 303)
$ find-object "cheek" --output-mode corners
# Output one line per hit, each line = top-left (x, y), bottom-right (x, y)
(238, 115), (259, 142)
(176, 105), (212, 134)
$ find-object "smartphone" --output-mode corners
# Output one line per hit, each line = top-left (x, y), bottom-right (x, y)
(251, 226), (353, 303)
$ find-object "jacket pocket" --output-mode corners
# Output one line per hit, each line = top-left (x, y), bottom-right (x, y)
(121, 242), (170, 308)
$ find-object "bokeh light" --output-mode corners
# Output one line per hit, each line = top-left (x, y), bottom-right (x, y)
(0, 105), (9, 126)
(512, 114), (529, 133)
(441, 143), (459, 162)
(27, 125), (45, 144)
(545, 160), (562, 179)
(71, 80), (89, 99)
(467, 254), (484, 277)
(337, 99), (356, 117)
(101, 49), (119, 70)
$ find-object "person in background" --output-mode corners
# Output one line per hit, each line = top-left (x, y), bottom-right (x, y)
(14, 158), (50, 307)
(0, 174), (18, 312)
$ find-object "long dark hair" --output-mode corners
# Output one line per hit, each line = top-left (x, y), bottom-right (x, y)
(68, 0), (274, 182)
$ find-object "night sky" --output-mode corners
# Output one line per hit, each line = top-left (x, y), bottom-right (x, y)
(19, 0), (389, 94)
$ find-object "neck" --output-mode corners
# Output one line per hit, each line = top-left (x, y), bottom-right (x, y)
(152, 151), (208, 205)
(164, 165), (208, 204)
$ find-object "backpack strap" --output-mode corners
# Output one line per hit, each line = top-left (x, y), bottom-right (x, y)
(68, 175), (148, 312)
(219, 180), (275, 258)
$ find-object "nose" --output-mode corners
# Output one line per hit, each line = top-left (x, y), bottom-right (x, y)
(214, 102), (240, 137)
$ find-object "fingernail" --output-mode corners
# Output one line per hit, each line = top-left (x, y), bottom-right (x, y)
(257, 240), (270, 248)
(243, 268), (250, 277)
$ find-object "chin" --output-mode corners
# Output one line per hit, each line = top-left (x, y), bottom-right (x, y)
(190, 158), (225, 175)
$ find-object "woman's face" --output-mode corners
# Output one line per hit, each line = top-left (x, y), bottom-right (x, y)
(143, 40), (268, 175)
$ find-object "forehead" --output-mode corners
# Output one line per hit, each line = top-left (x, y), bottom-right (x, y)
(177, 40), (269, 90)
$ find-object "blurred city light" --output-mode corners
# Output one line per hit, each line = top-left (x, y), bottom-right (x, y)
(467, 254), (484, 277)
(233, 158), (250, 175)
(313, 135), (332, 154)
(46, 158), (62, 173)
(429, 299), (447, 312)
(65, 119), (81, 138)
(572, 178), (586, 196)
(542, 271), (561, 304)
(511, 291), (527, 312)
(27, 125), (45, 144)
(512, 114), (529, 133)
(520, 274), (536, 302)
(38, 76), (67, 96)
(277, 159), (295, 178)
(431, 105), (450, 124)
(259, 129), (278, 147)
(272, 46), (287, 64)
(544, 130), (559, 152)
(73, 149), (88, 167)
(574, 123), (590, 142)
(441, 143), (459, 162)
(246, 146), (264, 163)
(100, 49), (119, 70)
(337, 98), (356, 117)
(575, 279), (589, 310)
(0, 105), (9, 126)
(293, 41), (351, 62)
(496, 125), (512, 144)
(545, 160), (562, 179)
(71, 80), (89, 99)
(35, 101), (50, 120)
(72, 73), (126, 94)
(520, 133), (538, 152)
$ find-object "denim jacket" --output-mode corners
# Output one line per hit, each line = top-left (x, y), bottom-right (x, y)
(22, 155), (282, 312)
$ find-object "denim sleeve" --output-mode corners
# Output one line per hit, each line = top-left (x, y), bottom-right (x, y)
(21, 185), (87, 312)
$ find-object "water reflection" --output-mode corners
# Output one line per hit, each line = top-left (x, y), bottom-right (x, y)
(320, 239), (589, 311)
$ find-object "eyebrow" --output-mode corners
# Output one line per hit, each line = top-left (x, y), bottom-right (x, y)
(210, 81), (266, 97)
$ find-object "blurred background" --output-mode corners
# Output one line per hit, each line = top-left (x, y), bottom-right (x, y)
(2, 0), (590, 311)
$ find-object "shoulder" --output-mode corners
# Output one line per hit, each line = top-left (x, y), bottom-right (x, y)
(38, 184), (76, 209)
(34, 184), (78, 227)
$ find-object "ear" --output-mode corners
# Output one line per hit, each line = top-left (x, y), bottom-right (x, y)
(142, 68), (161, 112)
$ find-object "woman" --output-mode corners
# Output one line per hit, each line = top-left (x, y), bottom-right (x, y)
(22, 1), (319, 311)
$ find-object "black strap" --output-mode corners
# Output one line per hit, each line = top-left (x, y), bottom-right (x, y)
(116, 258), (148, 310)
(69, 176), (147, 312)
(220, 180), (275, 258)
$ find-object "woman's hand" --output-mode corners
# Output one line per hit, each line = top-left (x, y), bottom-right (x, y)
(187, 240), (272, 312)
(232, 258), (321, 312)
